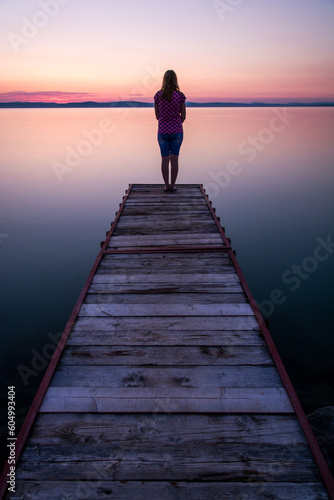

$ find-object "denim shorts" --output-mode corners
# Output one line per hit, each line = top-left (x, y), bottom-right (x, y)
(157, 133), (183, 156)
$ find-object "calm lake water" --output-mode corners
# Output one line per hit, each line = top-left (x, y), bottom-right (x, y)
(1, 107), (334, 459)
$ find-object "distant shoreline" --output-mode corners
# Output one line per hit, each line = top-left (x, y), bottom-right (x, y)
(0, 101), (333, 108)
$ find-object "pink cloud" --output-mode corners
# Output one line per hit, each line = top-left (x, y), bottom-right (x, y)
(0, 91), (99, 103)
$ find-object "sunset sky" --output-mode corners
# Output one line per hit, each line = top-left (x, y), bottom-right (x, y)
(1, 0), (334, 103)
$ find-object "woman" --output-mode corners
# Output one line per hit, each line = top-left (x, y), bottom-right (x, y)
(154, 70), (186, 192)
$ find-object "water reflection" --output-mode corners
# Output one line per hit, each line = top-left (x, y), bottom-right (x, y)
(0, 107), (333, 429)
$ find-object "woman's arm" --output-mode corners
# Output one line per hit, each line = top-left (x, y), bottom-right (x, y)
(181, 101), (186, 123)
(154, 102), (159, 120)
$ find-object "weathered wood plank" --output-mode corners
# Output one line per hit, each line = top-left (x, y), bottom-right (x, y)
(84, 292), (248, 304)
(127, 193), (204, 199)
(122, 206), (210, 214)
(48, 365), (283, 388)
(107, 233), (223, 240)
(95, 263), (235, 275)
(114, 222), (218, 232)
(96, 262), (234, 274)
(87, 283), (245, 294)
(72, 316), (259, 332)
(113, 227), (219, 236)
(21, 441), (312, 465)
(60, 345), (273, 366)
(126, 196), (205, 201)
(130, 184), (200, 189)
(40, 387), (292, 413)
(91, 273), (240, 284)
(107, 234), (224, 248)
(11, 481), (329, 500)
(128, 189), (203, 193)
(118, 214), (215, 222)
(78, 303), (254, 317)
(98, 253), (233, 266)
(67, 329), (265, 346)
(27, 413), (307, 445)
(16, 455), (319, 483)
(101, 252), (231, 261)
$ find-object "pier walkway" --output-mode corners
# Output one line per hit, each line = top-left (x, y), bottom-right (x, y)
(1, 184), (333, 499)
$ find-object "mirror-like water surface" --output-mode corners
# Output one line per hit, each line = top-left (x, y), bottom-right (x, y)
(1, 107), (333, 458)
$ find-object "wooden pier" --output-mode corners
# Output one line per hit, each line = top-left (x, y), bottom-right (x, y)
(1, 184), (333, 499)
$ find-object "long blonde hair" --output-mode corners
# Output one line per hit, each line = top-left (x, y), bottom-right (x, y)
(161, 70), (180, 102)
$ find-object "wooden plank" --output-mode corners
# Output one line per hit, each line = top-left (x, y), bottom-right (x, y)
(107, 233), (223, 240)
(16, 455), (319, 483)
(123, 201), (209, 208)
(126, 197), (204, 202)
(83, 292), (248, 304)
(67, 329), (265, 346)
(101, 251), (231, 261)
(122, 206), (210, 214)
(91, 273), (240, 284)
(78, 303), (254, 317)
(60, 345), (273, 366)
(128, 187), (203, 193)
(40, 395), (291, 413)
(48, 365), (283, 388)
(39, 387), (292, 413)
(11, 481), (330, 500)
(99, 252), (233, 264)
(130, 184), (200, 189)
(113, 227), (219, 236)
(127, 193), (204, 199)
(87, 283), (245, 294)
(118, 214), (215, 222)
(96, 261), (234, 274)
(21, 441), (314, 465)
(95, 263), (235, 275)
(114, 221), (218, 231)
(107, 234), (224, 248)
(125, 197), (206, 203)
(27, 413), (308, 445)
(72, 316), (259, 332)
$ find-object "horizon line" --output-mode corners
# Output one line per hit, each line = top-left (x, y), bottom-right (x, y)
(1, 100), (334, 108)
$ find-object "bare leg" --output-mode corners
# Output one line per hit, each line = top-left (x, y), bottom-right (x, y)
(161, 156), (169, 190)
(170, 154), (179, 190)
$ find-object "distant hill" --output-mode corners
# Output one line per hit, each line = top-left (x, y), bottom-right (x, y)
(0, 100), (333, 108)
(0, 101), (153, 108)
(188, 101), (334, 107)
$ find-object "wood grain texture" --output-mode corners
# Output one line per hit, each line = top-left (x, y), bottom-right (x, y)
(87, 283), (245, 294)
(72, 315), (259, 332)
(48, 365), (283, 388)
(83, 292), (248, 304)
(60, 345), (273, 366)
(16, 456), (320, 483)
(91, 273), (240, 284)
(77, 303), (254, 317)
(11, 481), (329, 500)
(27, 413), (307, 445)
(67, 329), (265, 346)
(107, 234), (224, 248)
(39, 387), (293, 413)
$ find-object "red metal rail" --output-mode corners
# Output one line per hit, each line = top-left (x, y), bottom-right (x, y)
(0, 185), (133, 500)
(199, 183), (334, 499)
